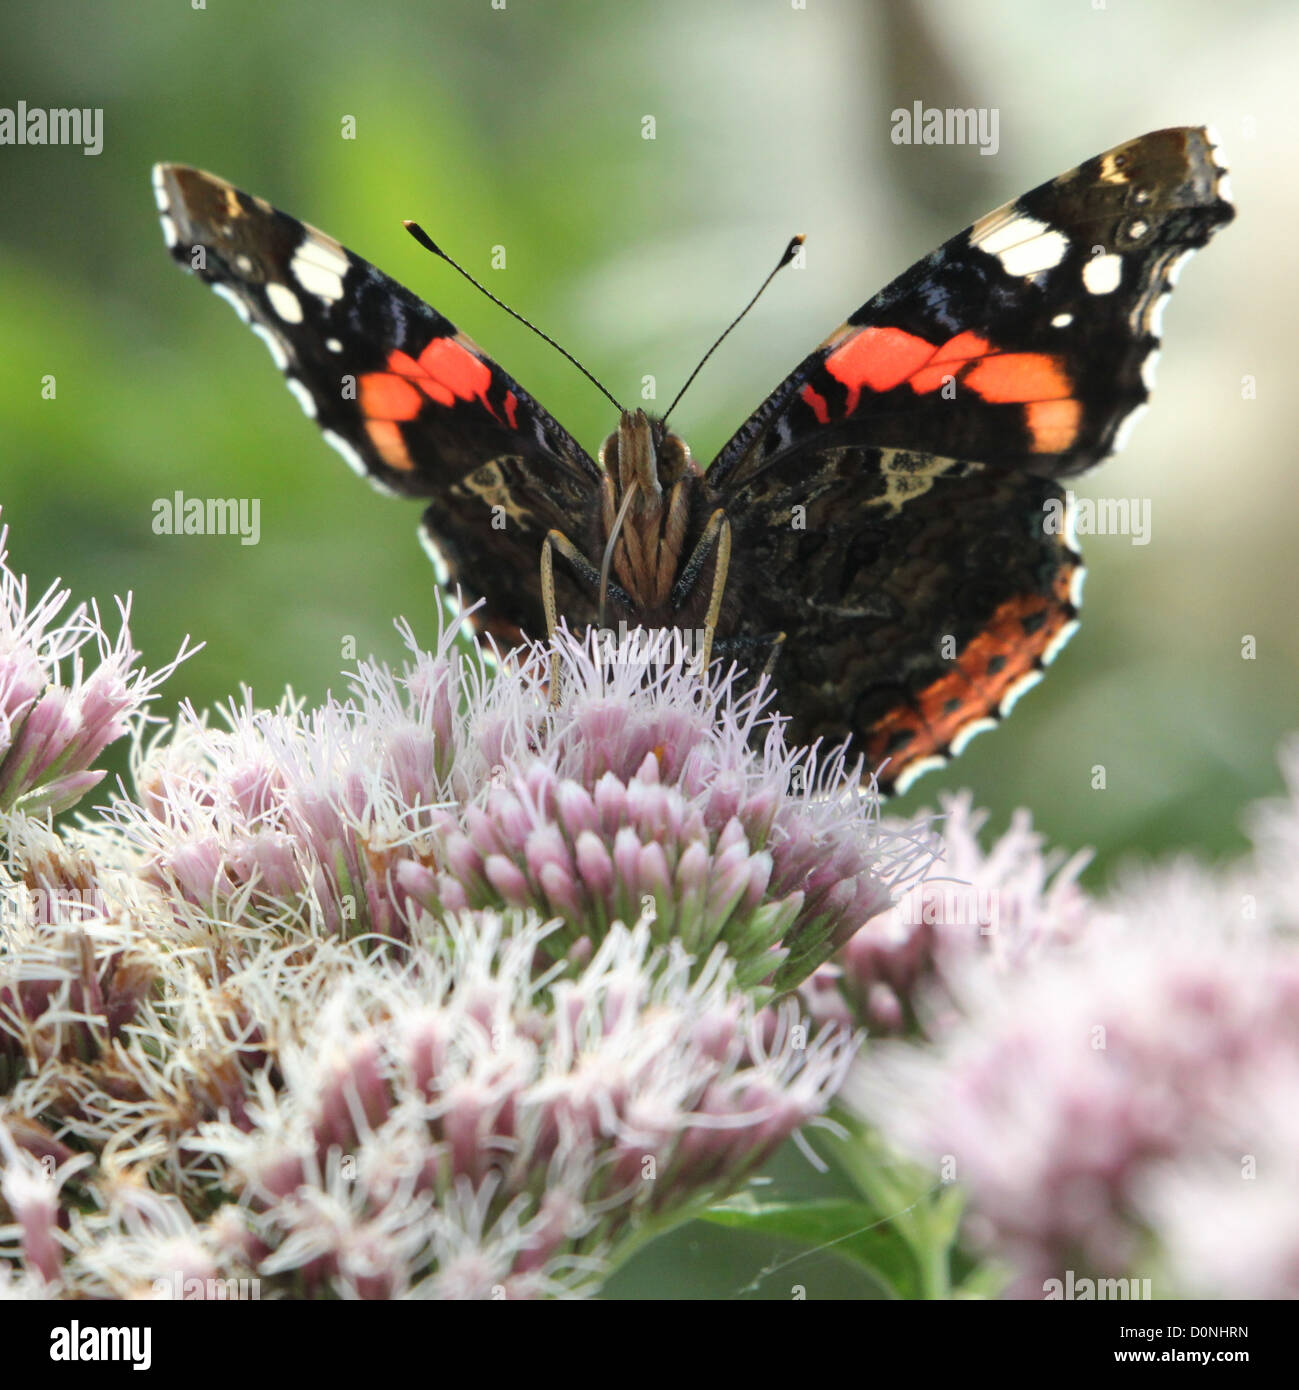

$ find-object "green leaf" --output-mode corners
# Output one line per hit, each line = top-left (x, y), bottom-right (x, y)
(702, 1194), (923, 1298)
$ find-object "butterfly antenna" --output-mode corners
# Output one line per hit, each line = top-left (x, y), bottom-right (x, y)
(661, 234), (804, 426)
(404, 220), (625, 414)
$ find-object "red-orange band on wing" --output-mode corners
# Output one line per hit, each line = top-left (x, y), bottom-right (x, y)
(825, 327), (938, 409)
(411, 337), (494, 408)
(365, 419), (415, 472)
(813, 327), (1081, 455)
(1024, 399), (1083, 452)
(964, 352), (1072, 403)
(908, 331), (993, 394)
(865, 559), (1079, 788)
(359, 335), (502, 432)
(359, 372), (422, 422)
(800, 382), (831, 423)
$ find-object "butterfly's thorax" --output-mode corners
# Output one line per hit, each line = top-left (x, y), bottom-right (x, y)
(593, 409), (722, 627)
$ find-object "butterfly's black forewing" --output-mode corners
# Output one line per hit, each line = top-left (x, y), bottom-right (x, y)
(155, 163), (603, 643)
(708, 128), (1233, 790)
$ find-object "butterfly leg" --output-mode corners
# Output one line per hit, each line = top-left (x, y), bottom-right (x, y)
(677, 509), (732, 678)
(540, 528), (603, 707)
(760, 630), (786, 681)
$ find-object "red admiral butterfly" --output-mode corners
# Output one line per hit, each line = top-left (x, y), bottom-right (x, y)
(154, 127), (1232, 794)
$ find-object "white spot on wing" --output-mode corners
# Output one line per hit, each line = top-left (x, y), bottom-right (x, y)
(971, 212), (1068, 276)
(1205, 126), (1232, 202)
(1062, 492), (1079, 551)
(999, 229), (1069, 276)
(286, 377), (317, 418)
(949, 717), (998, 758)
(1042, 618), (1080, 666)
(1164, 248), (1192, 288)
(251, 322), (289, 370)
(292, 235), (350, 304)
(294, 234), (350, 277)
(999, 668), (1043, 716)
(323, 429), (399, 497)
(972, 211), (1047, 255)
(1149, 291), (1171, 338)
(292, 259), (345, 303)
(326, 337), (343, 353)
(891, 754), (948, 797)
(212, 282), (252, 325)
(152, 167), (170, 211)
(322, 429), (365, 475)
(1050, 312), (1073, 328)
(1082, 252), (1122, 295)
(419, 528), (452, 585)
(266, 282), (304, 324)
(159, 213), (179, 248)
(1112, 401), (1148, 454)
(1069, 563), (1087, 609)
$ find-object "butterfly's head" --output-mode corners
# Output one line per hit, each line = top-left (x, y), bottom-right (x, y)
(592, 409), (706, 623)
(598, 408), (695, 515)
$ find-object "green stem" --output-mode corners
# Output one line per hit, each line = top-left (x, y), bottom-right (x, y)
(821, 1114), (963, 1300)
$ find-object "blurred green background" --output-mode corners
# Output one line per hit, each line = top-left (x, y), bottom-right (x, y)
(2, 0), (1295, 1297)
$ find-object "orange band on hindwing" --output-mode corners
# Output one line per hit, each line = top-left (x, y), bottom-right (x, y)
(865, 557), (1080, 780)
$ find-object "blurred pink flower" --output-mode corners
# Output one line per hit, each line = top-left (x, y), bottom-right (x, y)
(850, 812), (1299, 1297)
(803, 792), (1091, 1035)
(0, 515), (195, 816)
